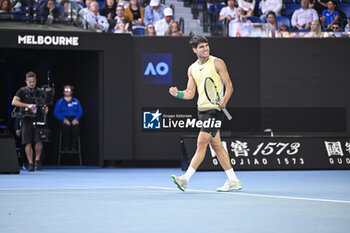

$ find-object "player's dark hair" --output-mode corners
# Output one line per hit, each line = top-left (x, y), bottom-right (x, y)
(189, 36), (209, 48)
(25, 71), (36, 79)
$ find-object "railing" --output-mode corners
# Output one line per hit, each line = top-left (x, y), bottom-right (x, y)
(179, 17), (185, 34)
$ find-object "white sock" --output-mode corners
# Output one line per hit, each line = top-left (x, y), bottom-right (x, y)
(183, 166), (196, 181)
(225, 168), (239, 182)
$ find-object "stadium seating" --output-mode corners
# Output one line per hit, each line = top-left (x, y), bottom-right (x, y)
(97, 0), (104, 10)
(247, 16), (263, 23)
(338, 3), (350, 18)
(276, 16), (291, 28)
(283, 0), (298, 4)
(132, 26), (146, 35)
(282, 4), (300, 19)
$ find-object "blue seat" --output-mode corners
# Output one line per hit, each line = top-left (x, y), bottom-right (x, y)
(247, 16), (262, 23)
(132, 26), (145, 35)
(283, 0), (297, 4)
(207, 3), (226, 14)
(276, 16), (291, 28)
(338, 3), (350, 18)
(97, 0), (104, 10)
(283, 4), (300, 18)
(207, 3), (226, 29)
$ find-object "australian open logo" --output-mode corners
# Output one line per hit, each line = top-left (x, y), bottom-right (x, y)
(143, 109), (162, 129)
(142, 53), (172, 84)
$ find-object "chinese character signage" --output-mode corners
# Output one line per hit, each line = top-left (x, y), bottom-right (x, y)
(181, 136), (350, 170)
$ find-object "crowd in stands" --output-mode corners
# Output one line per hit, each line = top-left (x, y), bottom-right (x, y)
(0, 0), (184, 35)
(214, 0), (350, 37)
(0, 0), (349, 36)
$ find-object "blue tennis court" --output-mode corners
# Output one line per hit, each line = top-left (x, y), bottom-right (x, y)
(1, 168), (350, 233)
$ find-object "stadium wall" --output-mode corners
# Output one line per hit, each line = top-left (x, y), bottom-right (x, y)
(0, 30), (349, 166)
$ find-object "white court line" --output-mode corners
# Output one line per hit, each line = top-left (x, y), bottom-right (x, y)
(0, 186), (176, 195)
(147, 186), (350, 204)
(1, 186), (350, 204)
(0, 186), (146, 191)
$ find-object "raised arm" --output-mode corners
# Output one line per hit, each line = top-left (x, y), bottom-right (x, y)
(214, 58), (233, 109)
(169, 66), (197, 100)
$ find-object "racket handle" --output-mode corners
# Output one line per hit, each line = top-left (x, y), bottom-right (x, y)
(222, 108), (232, 120)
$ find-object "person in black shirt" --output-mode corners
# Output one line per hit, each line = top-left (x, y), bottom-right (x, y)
(100, 0), (117, 20)
(12, 71), (48, 171)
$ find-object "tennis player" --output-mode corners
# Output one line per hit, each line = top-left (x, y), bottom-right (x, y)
(169, 35), (242, 192)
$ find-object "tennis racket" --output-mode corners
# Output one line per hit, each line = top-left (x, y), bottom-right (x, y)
(204, 77), (232, 120)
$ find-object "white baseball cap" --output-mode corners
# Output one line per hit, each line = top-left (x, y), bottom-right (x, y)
(163, 7), (173, 16)
(150, 0), (160, 6)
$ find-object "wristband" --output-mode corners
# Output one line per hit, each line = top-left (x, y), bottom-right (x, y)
(175, 91), (184, 99)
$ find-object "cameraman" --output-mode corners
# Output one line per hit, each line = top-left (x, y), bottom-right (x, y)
(12, 71), (48, 171)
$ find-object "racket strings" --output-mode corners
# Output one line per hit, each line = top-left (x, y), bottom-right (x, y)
(205, 80), (220, 104)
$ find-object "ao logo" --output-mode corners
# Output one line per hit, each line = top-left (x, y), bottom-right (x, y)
(142, 53), (172, 84)
(144, 62), (169, 76)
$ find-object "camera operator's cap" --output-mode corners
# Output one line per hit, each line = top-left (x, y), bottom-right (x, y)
(150, 0), (159, 6)
(164, 7), (173, 16)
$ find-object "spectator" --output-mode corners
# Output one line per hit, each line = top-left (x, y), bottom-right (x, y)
(145, 22), (156, 35)
(79, 0), (92, 20)
(85, 1), (109, 32)
(12, 71), (48, 171)
(38, 0), (61, 23)
(305, 20), (322, 37)
(321, 0), (339, 31)
(219, 0), (237, 24)
(259, 0), (282, 22)
(331, 21), (341, 32)
(265, 11), (282, 33)
(110, 5), (132, 32)
(0, 0), (14, 19)
(100, 0), (117, 20)
(165, 20), (183, 36)
(143, 0), (166, 26)
(291, 0), (318, 31)
(124, 0), (144, 27)
(0, 0), (12, 13)
(310, 0), (327, 15)
(154, 7), (172, 36)
(59, 0), (73, 22)
(237, 0), (255, 17)
(277, 24), (292, 37)
(114, 19), (132, 33)
(310, 0), (345, 19)
(229, 7), (252, 37)
(54, 85), (83, 153)
(345, 17), (350, 32)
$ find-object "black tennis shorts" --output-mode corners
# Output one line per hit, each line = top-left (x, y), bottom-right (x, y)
(197, 109), (224, 137)
(21, 118), (42, 145)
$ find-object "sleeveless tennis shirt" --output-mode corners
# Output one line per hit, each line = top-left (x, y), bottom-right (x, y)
(190, 55), (223, 111)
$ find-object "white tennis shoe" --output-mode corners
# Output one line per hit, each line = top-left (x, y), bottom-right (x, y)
(171, 175), (187, 192)
(216, 180), (242, 192)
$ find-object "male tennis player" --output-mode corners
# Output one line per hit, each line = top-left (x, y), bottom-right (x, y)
(169, 36), (242, 192)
